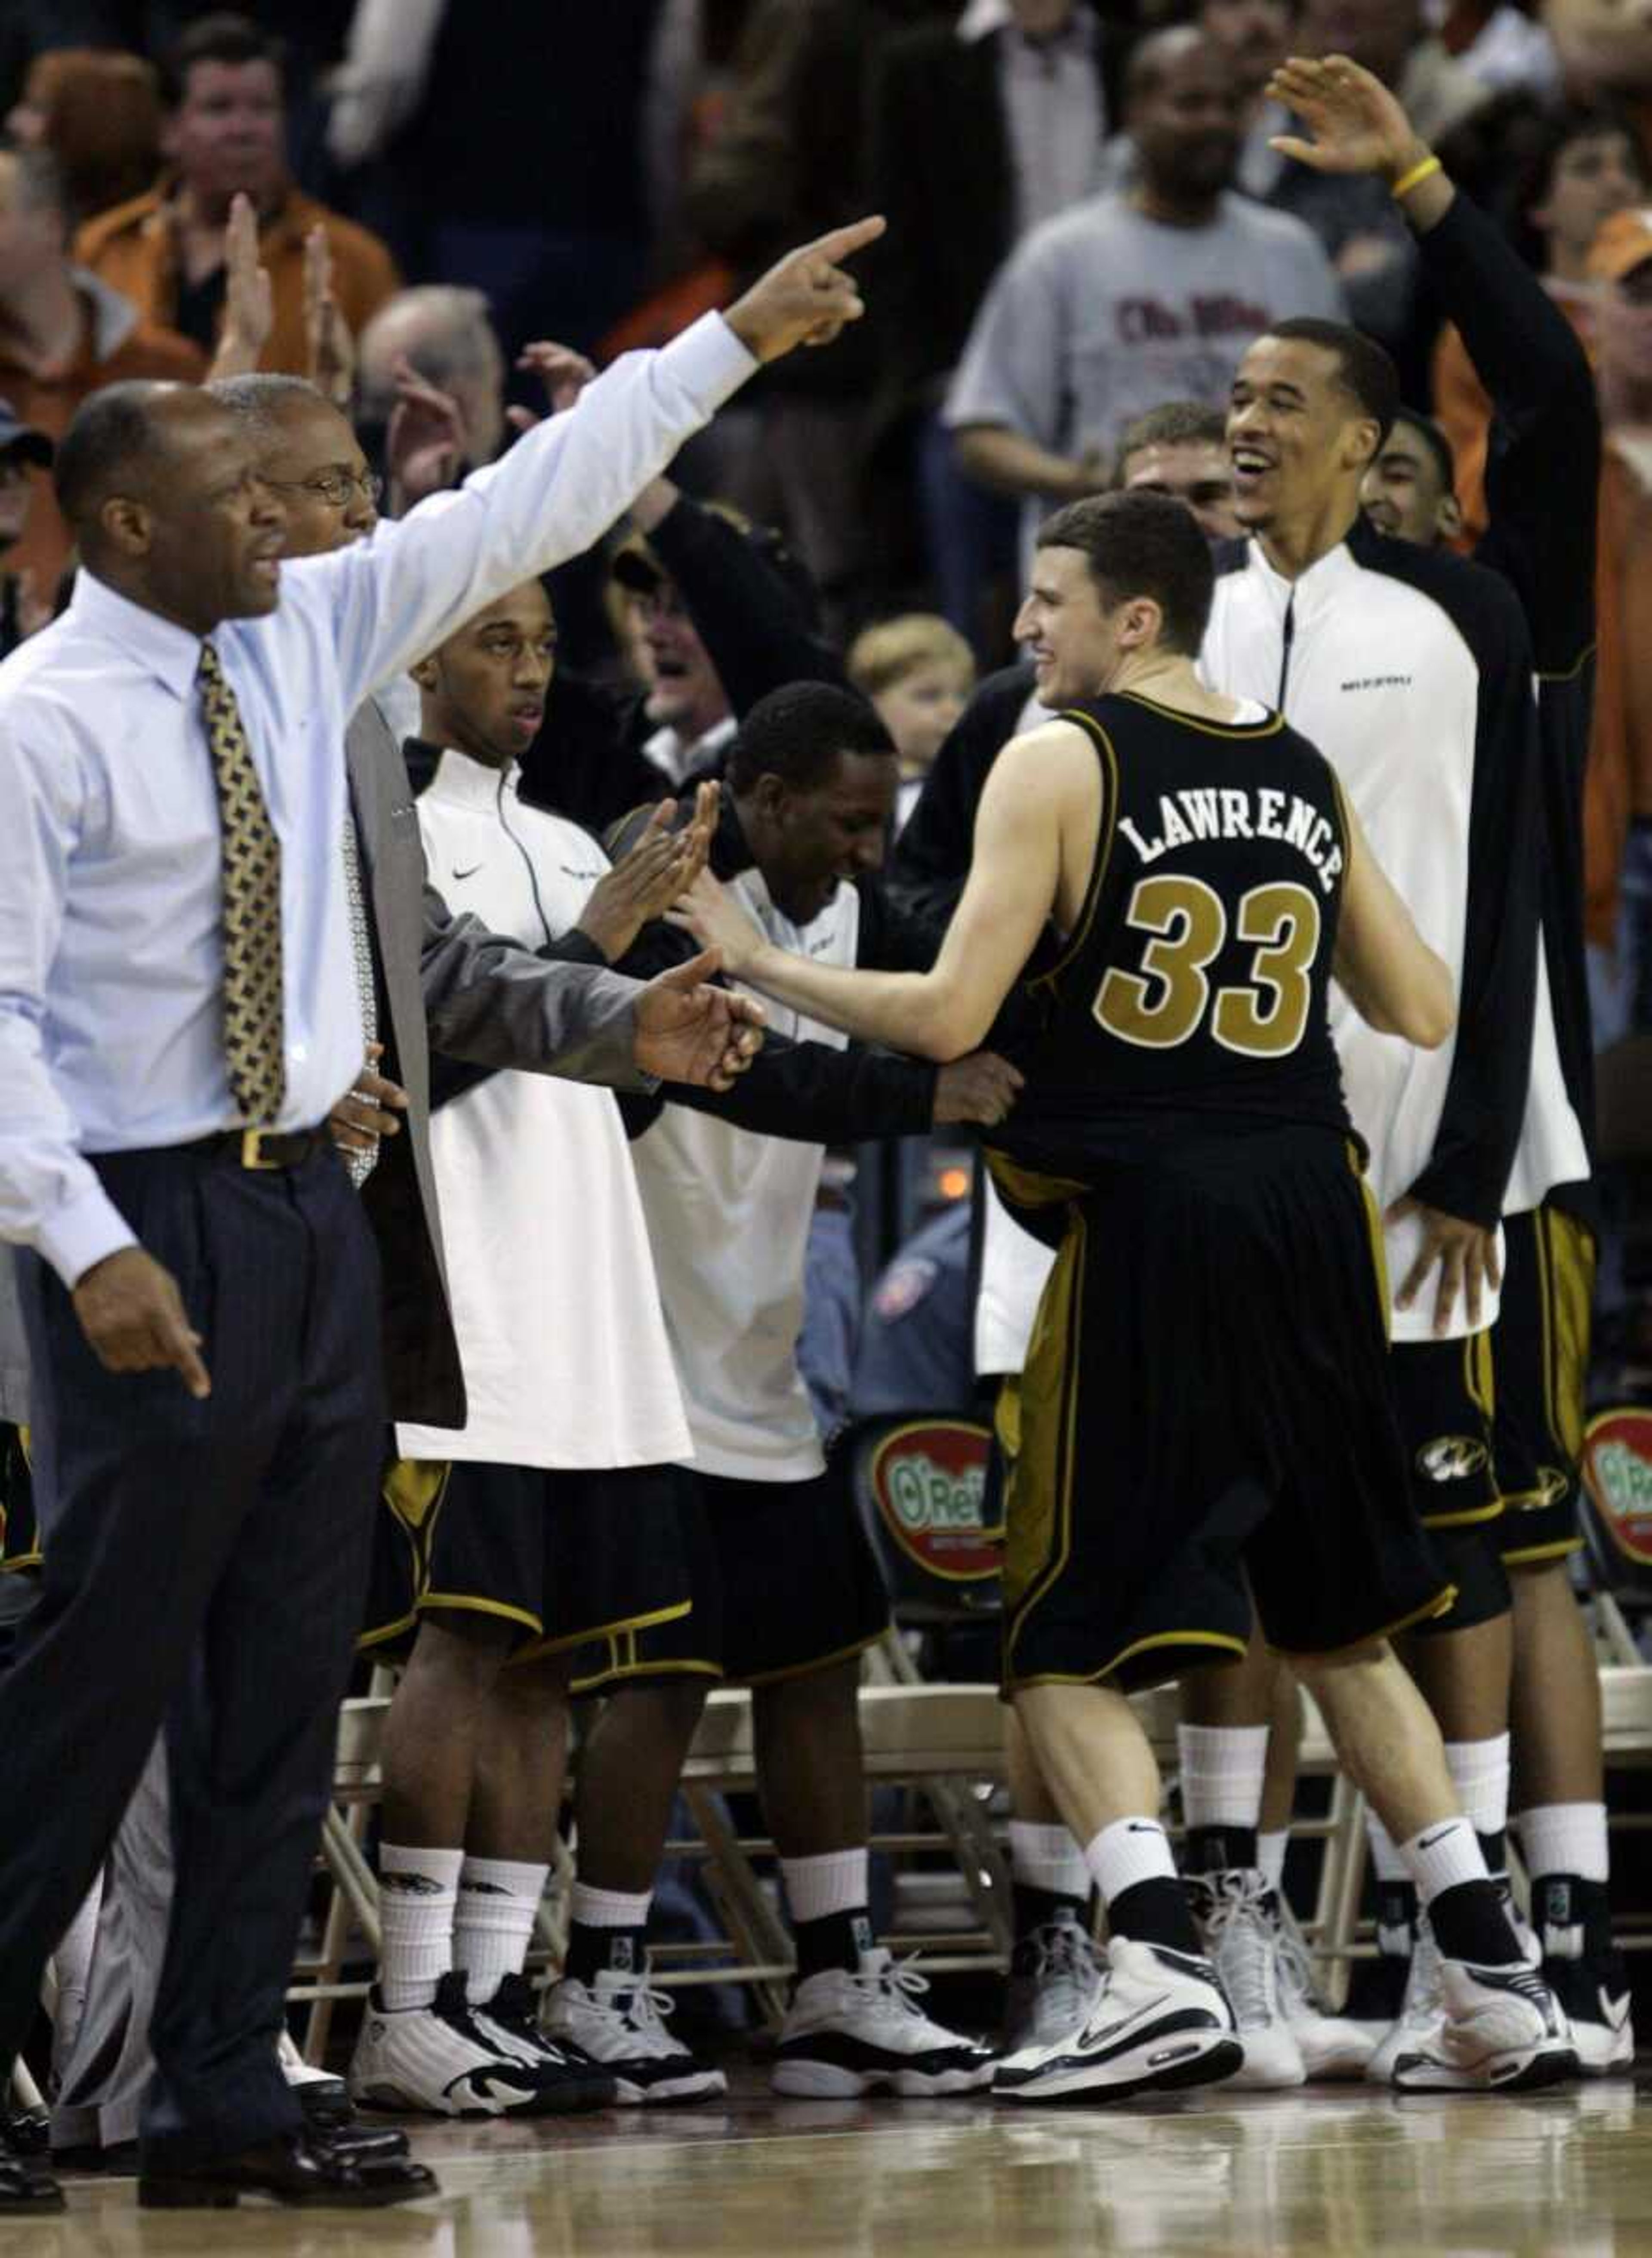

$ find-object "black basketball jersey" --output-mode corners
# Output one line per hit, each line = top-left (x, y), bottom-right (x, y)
(996, 691), (1354, 1179)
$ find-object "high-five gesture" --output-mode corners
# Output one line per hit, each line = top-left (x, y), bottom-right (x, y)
(723, 216), (886, 365)
(1268, 56), (1452, 221)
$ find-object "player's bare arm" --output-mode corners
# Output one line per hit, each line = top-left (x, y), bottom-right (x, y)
(1331, 796), (1455, 1049)
(676, 724), (1089, 1061)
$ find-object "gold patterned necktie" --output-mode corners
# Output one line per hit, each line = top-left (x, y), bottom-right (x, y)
(198, 641), (287, 1125)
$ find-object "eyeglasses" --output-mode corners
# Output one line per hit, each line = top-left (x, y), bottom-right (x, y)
(264, 469), (384, 508)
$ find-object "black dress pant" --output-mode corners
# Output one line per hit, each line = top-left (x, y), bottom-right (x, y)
(0, 1140), (383, 2167)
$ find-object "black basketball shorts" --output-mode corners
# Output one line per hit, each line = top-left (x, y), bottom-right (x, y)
(991, 1129), (1453, 1694)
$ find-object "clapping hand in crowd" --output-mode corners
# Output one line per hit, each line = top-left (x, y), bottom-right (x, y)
(207, 191), (273, 383)
(386, 353), (468, 510)
(576, 781), (721, 963)
(304, 225), (357, 410)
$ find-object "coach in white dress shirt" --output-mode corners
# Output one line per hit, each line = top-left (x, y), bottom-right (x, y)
(0, 216), (882, 2215)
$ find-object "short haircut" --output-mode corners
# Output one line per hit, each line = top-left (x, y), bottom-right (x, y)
(848, 614), (974, 700)
(1124, 24), (1208, 108)
(1510, 100), (1651, 259)
(164, 12), (285, 105)
(357, 286), (502, 418)
(727, 682), (895, 796)
(1388, 407), (1457, 497)
(1036, 489), (1216, 656)
(210, 372), (325, 427)
(1263, 316), (1399, 446)
(0, 142), (70, 222)
(1113, 399), (1227, 479)
(54, 380), (169, 529)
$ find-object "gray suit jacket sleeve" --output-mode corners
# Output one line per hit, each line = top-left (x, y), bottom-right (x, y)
(419, 881), (649, 1091)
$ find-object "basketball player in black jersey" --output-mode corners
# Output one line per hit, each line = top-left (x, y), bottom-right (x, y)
(678, 490), (1576, 2102)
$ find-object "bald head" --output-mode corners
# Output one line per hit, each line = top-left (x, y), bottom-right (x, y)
(1125, 25), (1243, 213)
(54, 379), (284, 633)
(1125, 24), (1213, 107)
(54, 381), (219, 537)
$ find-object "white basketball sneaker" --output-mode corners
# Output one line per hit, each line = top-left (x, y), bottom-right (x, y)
(1390, 1957), (1579, 2092)
(542, 1967), (728, 2104)
(1187, 1869), (1305, 2088)
(1268, 1893), (1378, 2079)
(348, 1971), (608, 2117)
(1367, 1913), (1446, 2085)
(993, 1934), (1242, 2103)
(1002, 1906), (1106, 2055)
(771, 1949), (996, 2097)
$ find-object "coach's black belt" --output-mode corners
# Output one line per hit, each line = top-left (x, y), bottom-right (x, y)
(189, 1126), (333, 1171)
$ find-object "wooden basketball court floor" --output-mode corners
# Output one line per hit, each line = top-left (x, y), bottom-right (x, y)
(19, 2071), (1651, 2256)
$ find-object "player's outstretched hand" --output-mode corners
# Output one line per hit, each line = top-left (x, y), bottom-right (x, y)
(72, 1246), (211, 1399)
(1267, 54), (1426, 185)
(1388, 1195), (1502, 1336)
(724, 216), (886, 365)
(635, 948), (766, 1089)
(668, 863), (767, 978)
(579, 796), (713, 962)
(933, 1051), (1025, 1129)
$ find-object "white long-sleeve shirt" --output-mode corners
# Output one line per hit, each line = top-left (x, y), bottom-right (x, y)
(0, 311), (753, 1286)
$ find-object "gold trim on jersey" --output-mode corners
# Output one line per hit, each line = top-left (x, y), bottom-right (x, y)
(1276, 1581), (1459, 1658)
(1535, 639), (1596, 685)
(1110, 689), (1286, 739)
(744, 1629), (889, 1687)
(1002, 1206), (1088, 1672)
(1007, 1627), (1249, 1694)
(1024, 707), (1120, 999)
(1347, 1139), (1392, 1341)
(1503, 1537), (1584, 1567)
(507, 1597), (694, 1667)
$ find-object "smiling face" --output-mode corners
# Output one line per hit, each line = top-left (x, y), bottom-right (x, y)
(1360, 416), (1459, 548)
(629, 575), (729, 742)
(741, 749), (897, 926)
(1227, 333), (1378, 537)
(1014, 543), (1134, 707)
(413, 580), (557, 769)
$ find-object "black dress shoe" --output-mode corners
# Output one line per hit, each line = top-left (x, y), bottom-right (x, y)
(312, 2116), (412, 2162)
(293, 2073), (352, 2128)
(138, 2129), (437, 2210)
(0, 2123), (63, 2213)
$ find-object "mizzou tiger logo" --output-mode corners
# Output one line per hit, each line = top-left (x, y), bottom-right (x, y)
(1416, 1434), (1489, 1484)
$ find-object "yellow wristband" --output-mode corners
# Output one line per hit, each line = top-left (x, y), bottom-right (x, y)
(1390, 153), (1443, 201)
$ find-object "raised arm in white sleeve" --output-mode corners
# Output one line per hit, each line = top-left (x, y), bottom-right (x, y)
(307, 312), (757, 716)
(0, 710), (137, 1286)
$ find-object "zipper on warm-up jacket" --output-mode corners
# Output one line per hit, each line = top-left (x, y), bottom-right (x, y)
(1276, 590), (1296, 709)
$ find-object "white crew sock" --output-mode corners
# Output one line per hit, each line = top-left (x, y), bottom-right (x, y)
(781, 1848), (869, 1925)
(569, 1882), (653, 1930)
(454, 1856), (548, 2005)
(1176, 1723), (1270, 1834)
(379, 1843), (464, 2012)
(1514, 1801), (1610, 1885)
(1443, 1734), (1511, 1866)
(1083, 1817), (1179, 1908)
(1257, 1829), (1290, 1894)
(1400, 1817), (1489, 1906)
(1008, 1820), (1090, 1902)
(1364, 1813), (1409, 1882)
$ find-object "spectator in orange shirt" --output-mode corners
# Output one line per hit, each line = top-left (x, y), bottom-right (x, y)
(0, 144), (202, 602)
(73, 12), (399, 379)
(1433, 103), (1647, 543)
(5, 48), (164, 229)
